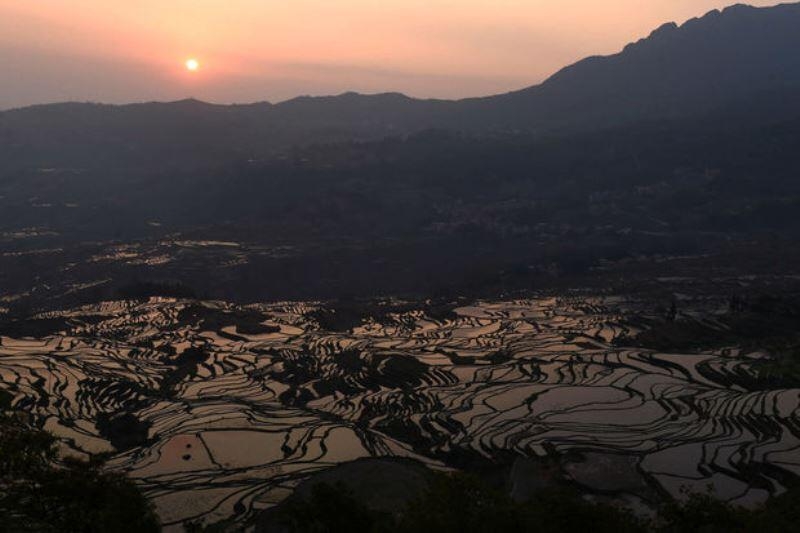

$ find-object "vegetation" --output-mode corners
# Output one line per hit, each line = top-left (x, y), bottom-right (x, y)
(754, 340), (800, 387)
(272, 482), (394, 533)
(269, 472), (800, 533)
(620, 294), (800, 348)
(657, 488), (800, 533)
(397, 474), (643, 533)
(0, 391), (159, 533)
(616, 293), (800, 388)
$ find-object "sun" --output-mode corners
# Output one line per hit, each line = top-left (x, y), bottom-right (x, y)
(185, 58), (200, 72)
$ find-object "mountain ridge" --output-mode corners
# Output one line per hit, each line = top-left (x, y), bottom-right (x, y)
(2, 2), (800, 160)
(3, 2), (797, 111)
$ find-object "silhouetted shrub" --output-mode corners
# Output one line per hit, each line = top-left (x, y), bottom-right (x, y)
(268, 472), (800, 533)
(0, 407), (160, 532)
(274, 482), (391, 532)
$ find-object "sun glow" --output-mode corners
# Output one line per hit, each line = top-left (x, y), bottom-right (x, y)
(185, 58), (199, 72)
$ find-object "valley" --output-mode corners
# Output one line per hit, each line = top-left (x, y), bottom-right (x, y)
(2, 289), (799, 528)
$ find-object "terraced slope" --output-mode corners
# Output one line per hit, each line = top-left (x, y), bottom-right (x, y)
(1, 296), (798, 528)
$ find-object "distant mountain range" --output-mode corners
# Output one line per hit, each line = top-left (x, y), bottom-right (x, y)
(2, 2), (800, 168)
(1, 3), (800, 310)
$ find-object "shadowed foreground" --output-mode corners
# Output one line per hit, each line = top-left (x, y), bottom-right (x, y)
(1, 290), (799, 529)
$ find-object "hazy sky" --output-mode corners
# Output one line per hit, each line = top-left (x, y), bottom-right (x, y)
(0, 0), (783, 108)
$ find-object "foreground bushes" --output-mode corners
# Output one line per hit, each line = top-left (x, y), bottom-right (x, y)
(273, 473), (800, 533)
(0, 393), (159, 533)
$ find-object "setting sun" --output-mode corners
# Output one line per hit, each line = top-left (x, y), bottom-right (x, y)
(185, 58), (199, 72)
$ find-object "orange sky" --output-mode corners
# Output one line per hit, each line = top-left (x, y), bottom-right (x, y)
(0, 0), (783, 108)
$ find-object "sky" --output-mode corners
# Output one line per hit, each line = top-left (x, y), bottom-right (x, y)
(0, 0), (784, 109)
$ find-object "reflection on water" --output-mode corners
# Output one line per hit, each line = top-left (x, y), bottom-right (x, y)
(1, 296), (798, 528)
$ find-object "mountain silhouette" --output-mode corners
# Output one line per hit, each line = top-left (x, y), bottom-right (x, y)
(2, 2), (800, 165)
(473, 2), (800, 131)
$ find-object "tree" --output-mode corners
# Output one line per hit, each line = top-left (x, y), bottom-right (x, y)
(0, 391), (160, 533)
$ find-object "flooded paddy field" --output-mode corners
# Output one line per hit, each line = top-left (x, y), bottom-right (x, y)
(1, 293), (799, 529)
